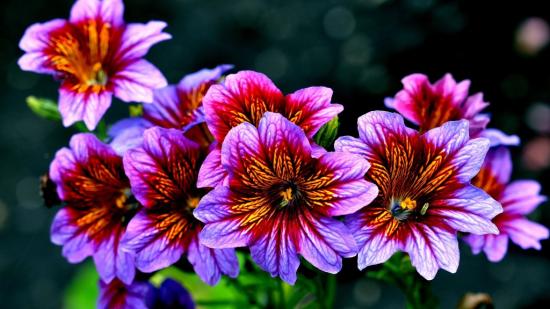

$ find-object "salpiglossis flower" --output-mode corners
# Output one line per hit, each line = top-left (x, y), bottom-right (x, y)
(194, 112), (378, 284)
(385, 73), (519, 146)
(109, 65), (232, 155)
(18, 0), (171, 129)
(98, 279), (150, 309)
(464, 147), (549, 261)
(121, 127), (239, 285)
(335, 111), (502, 280)
(197, 70), (343, 188)
(50, 133), (137, 284)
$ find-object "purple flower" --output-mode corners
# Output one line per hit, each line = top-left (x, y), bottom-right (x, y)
(98, 279), (150, 309)
(464, 147), (548, 261)
(146, 278), (195, 309)
(49, 133), (136, 284)
(194, 112), (378, 284)
(18, 0), (171, 130)
(121, 127), (239, 285)
(335, 111), (502, 280)
(109, 65), (231, 155)
(385, 73), (519, 146)
(197, 70), (343, 188)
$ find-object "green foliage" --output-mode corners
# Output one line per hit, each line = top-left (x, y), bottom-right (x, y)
(313, 116), (339, 149)
(64, 263), (99, 309)
(26, 96), (61, 121)
(368, 253), (439, 309)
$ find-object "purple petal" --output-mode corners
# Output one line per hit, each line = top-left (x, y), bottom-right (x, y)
(108, 118), (151, 156)
(117, 21), (171, 60)
(220, 121), (264, 175)
(431, 185), (502, 235)
(450, 137), (490, 182)
(93, 231), (135, 284)
(422, 120), (471, 154)
(354, 227), (399, 270)
(257, 111), (312, 161)
(113, 60), (168, 103)
(19, 19), (66, 52)
(357, 111), (416, 149)
(98, 279), (150, 309)
(501, 180), (547, 215)
(482, 234), (509, 262)
(50, 208), (94, 263)
(70, 0), (124, 26)
(58, 87), (113, 130)
(405, 224), (460, 280)
(298, 215), (357, 274)
(479, 128), (520, 147)
(249, 224), (300, 285)
(480, 147), (513, 185)
(187, 237), (239, 285)
(194, 187), (251, 248)
(503, 218), (549, 250)
(197, 147), (227, 188)
(177, 64), (233, 93)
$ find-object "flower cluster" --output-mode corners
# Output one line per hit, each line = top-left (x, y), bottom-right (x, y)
(19, 0), (547, 308)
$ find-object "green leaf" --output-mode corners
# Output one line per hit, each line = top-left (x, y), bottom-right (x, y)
(129, 105), (143, 117)
(313, 117), (339, 149)
(64, 262), (99, 309)
(26, 96), (61, 121)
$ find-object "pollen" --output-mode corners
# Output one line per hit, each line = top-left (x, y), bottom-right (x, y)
(400, 197), (417, 210)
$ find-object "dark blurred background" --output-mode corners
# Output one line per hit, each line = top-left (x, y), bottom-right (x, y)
(1, 0), (549, 308)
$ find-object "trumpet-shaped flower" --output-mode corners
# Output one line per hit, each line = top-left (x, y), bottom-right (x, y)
(18, 0), (171, 129)
(335, 111), (502, 280)
(464, 147), (548, 261)
(385, 73), (519, 146)
(50, 133), (136, 284)
(198, 70), (343, 188)
(108, 65), (231, 155)
(194, 112), (378, 284)
(121, 127), (239, 285)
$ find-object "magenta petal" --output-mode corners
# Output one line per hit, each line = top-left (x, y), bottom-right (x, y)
(481, 147), (513, 185)
(197, 147), (227, 188)
(194, 187), (251, 248)
(249, 225), (300, 285)
(462, 234), (485, 255)
(178, 64), (233, 93)
(504, 218), (549, 250)
(187, 237), (239, 285)
(355, 229), (399, 270)
(393, 73), (429, 124)
(220, 122), (263, 174)
(257, 111), (312, 159)
(284, 86), (343, 138)
(298, 215), (357, 274)
(334, 136), (370, 157)
(58, 88), (113, 130)
(113, 60), (168, 103)
(19, 19), (66, 52)
(117, 21), (172, 60)
(501, 180), (547, 215)
(405, 224), (460, 280)
(431, 186), (501, 235)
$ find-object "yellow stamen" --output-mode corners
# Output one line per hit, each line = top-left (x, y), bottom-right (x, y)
(399, 197), (416, 210)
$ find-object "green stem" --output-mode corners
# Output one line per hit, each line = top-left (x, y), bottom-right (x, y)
(325, 274), (336, 308)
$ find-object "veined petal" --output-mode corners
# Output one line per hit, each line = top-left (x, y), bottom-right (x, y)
(284, 86), (343, 138)
(108, 117), (151, 156)
(178, 64), (233, 93)
(93, 228), (135, 284)
(203, 70), (284, 142)
(116, 21), (171, 60)
(187, 237), (239, 285)
(500, 180), (547, 215)
(58, 87), (113, 130)
(70, 0), (124, 26)
(405, 224), (460, 280)
(450, 137), (490, 182)
(197, 147), (227, 188)
(298, 215), (357, 274)
(50, 207), (94, 263)
(123, 127), (200, 208)
(479, 128), (520, 147)
(19, 19), (67, 53)
(482, 234), (509, 262)
(422, 120), (470, 155)
(503, 218), (549, 250)
(357, 111), (417, 151)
